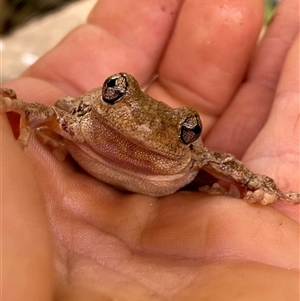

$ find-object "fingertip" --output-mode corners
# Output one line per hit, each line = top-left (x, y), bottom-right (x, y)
(157, 0), (264, 114)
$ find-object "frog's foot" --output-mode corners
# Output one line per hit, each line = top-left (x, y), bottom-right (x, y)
(199, 183), (227, 195)
(244, 189), (277, 205)
(244, 189), (300, 205)
(199, 183), (241, 198)
(282, 192), (300, 204)
(0, 88), (17, 101)
(244, 174), (300, 205)
(35, 128), (68, 161)
(1, 88), (32, 146)
(0, 88), (22, 112)
(1, 87), (68, 147)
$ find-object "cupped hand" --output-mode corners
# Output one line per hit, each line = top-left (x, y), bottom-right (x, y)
(2, 0), (299, 300)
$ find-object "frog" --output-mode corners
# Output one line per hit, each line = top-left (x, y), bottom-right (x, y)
(1, 73), (299, 205)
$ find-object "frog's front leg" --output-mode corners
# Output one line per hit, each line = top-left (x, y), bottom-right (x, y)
(0, 88), (85, 148)
(195, 148), (300, 205)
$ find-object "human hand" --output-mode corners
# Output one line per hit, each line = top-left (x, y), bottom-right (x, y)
(2, 0), (299, 300)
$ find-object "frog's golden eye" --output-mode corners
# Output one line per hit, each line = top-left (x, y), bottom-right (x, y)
(180, 115), (202, 145)
(102, 73), (128, 104)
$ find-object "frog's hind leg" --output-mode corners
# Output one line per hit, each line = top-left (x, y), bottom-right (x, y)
(197, 148), (300, 205)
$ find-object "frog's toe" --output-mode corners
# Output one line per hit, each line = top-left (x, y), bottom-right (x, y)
(281, 192), (300, 204)
(1, 94), (12, 112)
(244, 189), (277, 205)
(0, 88), (17, 99)
(0, 89), (23, 113)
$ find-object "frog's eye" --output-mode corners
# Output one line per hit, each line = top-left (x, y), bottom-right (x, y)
(180, 115), (202, 145)
(102, 73), (128, 104)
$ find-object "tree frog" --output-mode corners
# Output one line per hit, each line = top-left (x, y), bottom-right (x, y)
(1, 73), (299, 205)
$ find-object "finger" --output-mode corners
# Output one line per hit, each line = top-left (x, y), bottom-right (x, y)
(140, 195), (299, 268)
(243, 34), (299, 209)
(248, 0), (299, 88)
(19, 0), (182, 97)
(1, 116), (54, 300)
(205, 0), (299, 157)
(173, 262), (298, 301)
(147, 0), (263, 128)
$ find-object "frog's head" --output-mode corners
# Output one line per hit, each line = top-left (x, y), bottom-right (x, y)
(99, 72), (203, 149)
(69, 73), (205, 195)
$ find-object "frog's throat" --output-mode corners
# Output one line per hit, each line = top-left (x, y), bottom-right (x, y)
(65, 141), (198, 196)
(66, 139), (194, 176)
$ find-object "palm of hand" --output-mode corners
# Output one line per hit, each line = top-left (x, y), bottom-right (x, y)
(3, 0), (299, 300)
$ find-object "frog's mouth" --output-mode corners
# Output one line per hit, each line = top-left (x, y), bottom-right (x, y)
(69, 134), (192, 176)
(64, 140), (199, 197)
(77, 115), (194, 176)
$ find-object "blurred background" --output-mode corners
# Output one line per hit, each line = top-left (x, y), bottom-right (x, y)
(0, 0), (278, 82)
(0, 0), (97, 82)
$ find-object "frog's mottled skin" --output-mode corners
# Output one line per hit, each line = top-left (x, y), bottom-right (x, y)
(1, 73), (299, 204)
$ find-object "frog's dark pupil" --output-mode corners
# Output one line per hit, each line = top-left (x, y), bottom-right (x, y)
(180, 116), (202, 145)
(102, 73), (128, 104)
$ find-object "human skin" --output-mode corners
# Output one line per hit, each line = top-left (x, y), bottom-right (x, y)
(1, 0), (299, 300)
